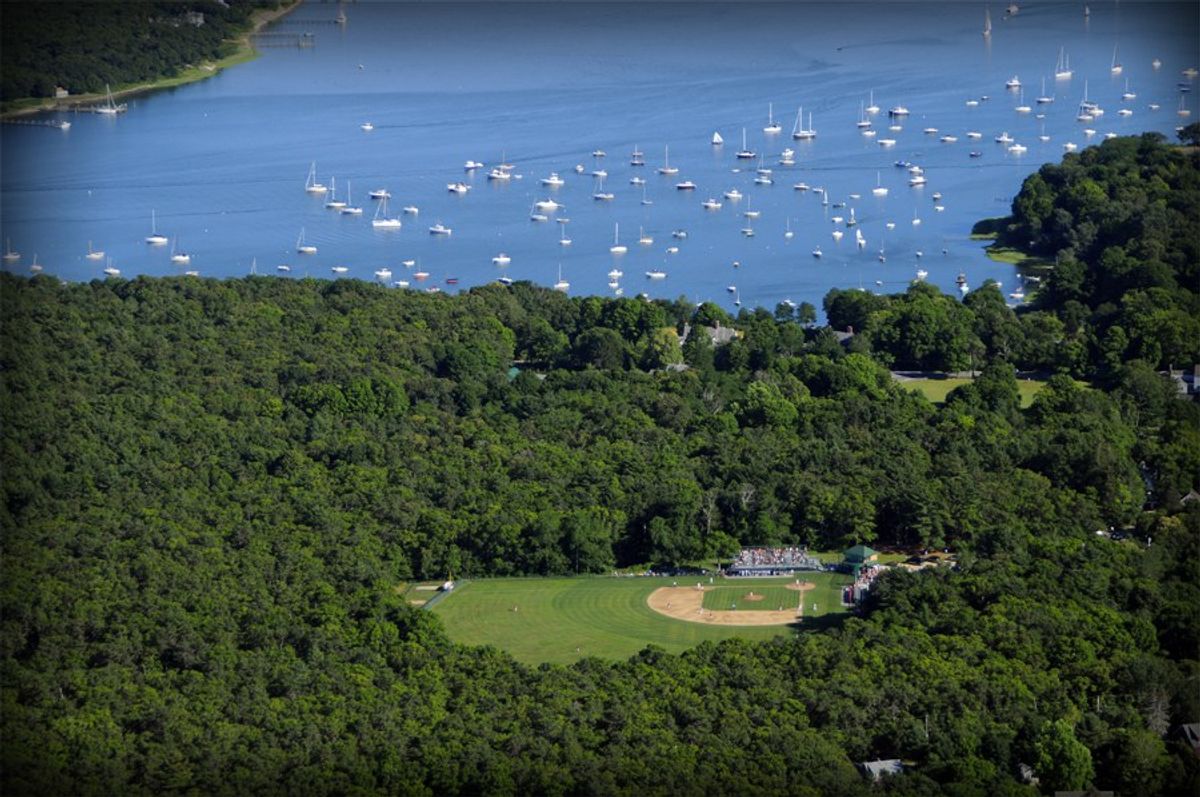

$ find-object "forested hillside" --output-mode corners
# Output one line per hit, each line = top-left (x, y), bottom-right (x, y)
(1, 135), (1198, 794)
(0, 0), (282, 101)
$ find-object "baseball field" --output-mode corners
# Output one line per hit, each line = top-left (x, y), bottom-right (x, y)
(430, 572), (854, 665)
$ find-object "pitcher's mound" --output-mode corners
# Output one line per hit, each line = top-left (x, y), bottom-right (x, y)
(743, 592), (765, 602)
(787, 581), (816, 592)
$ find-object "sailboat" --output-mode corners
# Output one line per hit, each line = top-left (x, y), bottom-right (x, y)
(657, 145), (678, 175)
(792, 107), (816, 140)
(866, 90), (880, 115)
(86, 241), (105, 261)
(983, 6), (992, 37)
(610, 223), (628, 254)
(324, 177), (346, 209)
(304, 162), (327, 194)
(559, 224), (572, 246)
(1110, 45), (1122, 75)
(95, 84), (127, 115)
(763, 103), (782, 134)
(736, 128), (755, 159)
(170, 238), (191, 264)
(1015, 89), (1032, 114)
(29, 254), (42, 273)
(103, 258), (120, 276)
(371, 196), (402, 228)
(711, 131), (724, 146)
(856, 101), (872, 129)
(145, 210), (168, 245)
(1121, 79), (1137, 101)
(340, 180), (363, 215)
(296, 227), (317, 254)
(638, 227), (654, 245)
(3, 239), (18, 262)
(784, 218), (794, 239)
(1055, 48), (1073, 80)
(1036, 78), (1054, 104)
(553, 264), (570, 292)
(872, 172), (888, 196)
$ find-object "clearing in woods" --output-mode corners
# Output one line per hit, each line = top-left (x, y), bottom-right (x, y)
(431, 572), (853, 665)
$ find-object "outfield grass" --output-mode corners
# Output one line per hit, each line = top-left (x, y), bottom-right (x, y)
(700, 579), (847, 617)
(432, 573), (852, 665)
(904, 377), (1048, 407)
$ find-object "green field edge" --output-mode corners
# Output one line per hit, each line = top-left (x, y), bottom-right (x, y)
(0, 0), (300, 118)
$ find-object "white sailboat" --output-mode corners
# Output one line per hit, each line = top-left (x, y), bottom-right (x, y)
(1110, 45), (1122, 75)
(371, 196), (402, 228)
(324, 177), (346, 209)
(340, 180), (363, 214)
(872, 172), (888, 197)
(1055, 47), (1073, 80)
(866, 90), (880, 115)
(711, 131), (724, 146)
(553, 264), (570, 292)
(610, 223), (627, 254)
(763, 103), (782, 134)
(170, 238), (191, 264)
(856, 101), (871, 129)
(657, 145), (678, 175)
(95, 84), (127, 115)
(296, 227), (317, 255)
(145, 210), (168, 245)
(736, 127), (755, 158)
(983, 6), (992, 37)
(1036, 78), (1054, 104)
(792, 106), (816, 140)
(559, 225), (572, 246)
(86, 241), (105, 261)
(3, 238), (18, 262)
(305, 162), (328, 194)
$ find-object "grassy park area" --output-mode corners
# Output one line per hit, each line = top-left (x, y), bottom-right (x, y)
(903, 376), (1050, 407)
(432, 573), (853, 665)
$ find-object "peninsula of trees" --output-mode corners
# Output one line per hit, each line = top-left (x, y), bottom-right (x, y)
(0, 135), (1196, 793)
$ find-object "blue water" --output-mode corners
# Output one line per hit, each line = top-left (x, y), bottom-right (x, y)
(2, 1), (1196, 313)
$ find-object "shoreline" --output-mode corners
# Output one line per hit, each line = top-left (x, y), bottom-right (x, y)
(0, 0), (301, 119)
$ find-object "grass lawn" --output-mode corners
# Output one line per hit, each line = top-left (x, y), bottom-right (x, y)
(701, 577), (849, 617)
(904, 377), (1048, 407)
(432, 573), (852, 665)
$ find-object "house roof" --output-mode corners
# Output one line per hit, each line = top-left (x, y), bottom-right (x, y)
(858, 759), (903, 780)
(844, 544), (877, 561)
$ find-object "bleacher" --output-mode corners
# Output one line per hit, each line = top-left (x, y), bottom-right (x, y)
(727, 546), (823, 575)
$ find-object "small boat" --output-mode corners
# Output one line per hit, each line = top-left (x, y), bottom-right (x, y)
(534, 198), (562, 211)
(701, 198), (723, 210)
(3, 239), (18, 262)
(916, 269), (928, 281)
(1016, 90), (1032, 114)
(831, 230), (844, 241)
(331, 266), (349, 274)
(779, 148), (796, 165)
(675, 180), (697, 190)
(371, 197), (402, 228)
(1152, 58), (1162, 70)
(553, 264), (570, 292)
(464, 160), (484, 170)
(305, 162), (328, 194)
(665, 246), (679, 255)
(360, 122), (374, 131)
(86, 241), (104, 261)
(324, 177), (346, 209)
(878, 139), (897, 147)
(923, 127), (939, 135)
(340, 181), (363, 215)
(995, 131), (1013, 143)
(966, 99), (979, 107)
(638, 227), (654, 246)
(983, 5), (992, 36)
(591, 149), (606, 158)
(541, 172), (565, 187)
(530, 204), (549, 222)
(296, 227), (317, 255)
(645, 269), (667, 280)
(428, 223), (452, 235)
(792, 182), (809, 192)
(657, 145), (679, 175)
(1061, 140), (1078, 151)
(610, 223), (627, 254)
(736, 127), (756, 159)
(1005, 76), (1021, 90)
(497, 276), (513, 286)
(969, 151), (983, 158)
(1110, 45), (1122, 76)
(872, 172), (888, 197)
(784, 218), (794, 239)
(754, 174), (773, 186)
(445, 277), (459, 285)
(909, 174), (927, 186)
(28, 254), (42, 273)
(966, 131), (983, 139)
(1117, 108), (1133, 117)
(740, 227), (755, 237)
(608, 268), (624, 279)
(888, 105), (910, 117)
(672, 229), (688, 240)
(811, 246), (822, 258)
(559, 226), (572, 246)
(1149, 103), (1160, 111)
(940, 135), (958, 143)
(723, 188), (743, 200)
(402, 206), (419, 215)
(1121, 80), (1137, 101)
(103, 260), (120, 277)
(447, 182), (470, 194)
(763, 102), (782, 134)
(1039, 134), (1051, 142)
(712, 131), (724, 146)
(368, 188), (391, 199)
(866, 90), (880, 115)
(393, 280), (410, 288)
(574, 164), (585, 174)
(487, 167), (512, 181)
(145, 210), (168, 245)
(1178, 96), (1192, 117)
(591, 169), (608, 178)
(630, 146), (645, 166)
(277, 264), (291, 272)
(375, 268), (392, 280)
(413, 270), (429, 280)
(630, 176), (646, 186)
(591, 177), (615, 201)
(95, 84), (127, 115)
(170, 239), (191, 264)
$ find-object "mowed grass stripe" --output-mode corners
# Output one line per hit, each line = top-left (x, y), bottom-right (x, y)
(431, 576), (850, 665)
